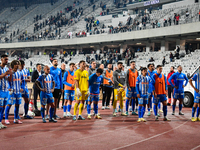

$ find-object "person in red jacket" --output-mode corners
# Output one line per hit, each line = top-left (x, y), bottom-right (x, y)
(167, 66), (175, 106)
(176, 14), (180, 25)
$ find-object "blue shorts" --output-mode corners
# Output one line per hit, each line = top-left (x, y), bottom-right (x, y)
(138, 95), (148, 105)
(40, 92), (54, 106)
(126, 87), (137, 98)
(21, 88), (29, 98)
(194, 94), (200, 103)
(89, 94), (99, 102)
(0, 91), (9, 106)
(173, 90), (184, 99)
(8, 93), (22, 105)
(64, 90), (75, 101)
(153, 94), (167, 104)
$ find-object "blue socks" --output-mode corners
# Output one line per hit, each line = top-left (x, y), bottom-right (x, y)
(172, 105), (176, 112)
(67, 105), (72, 113)
(158, 102), (161, 109)
(1, 107), (5, 121)
(150, 97), (152, 109)
(132, 99), (135, 112)
(163, 105), (167, 117)
(196, 107), (200, 118)
(63, 105), (67, 113)
(49, 107), (54, 119)
(192, 107), (196, 117)
(24, 103), (29, 116)
(142, 106), (145, 117)
(0, 107), (3, 122)
(94, 103), (98, 115)
(125, 99), (129, 112)
(138, 106), (142, 118)
(87, 104), (91, 115)
(41, 107), (45, 118)
(179, 104), (182, 112)
(5, 106), (11, 120)
(14, 106), (19, 119)
(153, 105), (158, 116)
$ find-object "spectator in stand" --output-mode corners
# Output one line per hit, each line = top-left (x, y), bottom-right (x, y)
(176, 14), (180, 25)
(176, 46), (180, 53)
(174, 51), (180, 59)
(162, 56), (166, 67)
(189, 43), (193, 52)
(185, 42), (189, 54)
(93, 4), (96, 12)
(186, 11), (189, 17)
(168, 17), (172, 26)
(167, 66), (175, 106)
(170, 52), (174, 62)
(139, 22), (143, 30)
(149, 57), (154, 62)
(173, 13), (177, 25)
(163, 19), (168, 27)
(199, 9), (200, 21)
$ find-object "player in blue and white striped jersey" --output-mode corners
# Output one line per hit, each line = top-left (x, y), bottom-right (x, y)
(5, 60), (24, 125)
(136, 67), (151, 122)
(35, 66), (56, 123)
(19, 60), (32, 119)
(0, 55), (12, 129)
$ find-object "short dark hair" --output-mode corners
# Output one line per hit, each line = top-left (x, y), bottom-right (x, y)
(79, 60), (85, 64)
(152, 63), (155, 66)
(141, 67), (147, 72)
(20, 60), (25, 65)
(177, 65), (181, 68)
(69, 63), (75, 66)
(10, 60), (20, 69)
(117, 62), (123, 65)
(171, 66), (175, 69)
(52, 59), (57, 62)
(147, 63), (152, 68)
(91, 60), (96, 64)
(130, 61), (135, 64)
(96, 68), (103, 74)
(36, 63), (41, 67)
(85, 64), (89, 68)
(156, 65), (162, 69)
(1, 54), (8, 58)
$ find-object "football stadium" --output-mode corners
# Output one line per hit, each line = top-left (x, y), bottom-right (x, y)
(0, 0), (200, 149)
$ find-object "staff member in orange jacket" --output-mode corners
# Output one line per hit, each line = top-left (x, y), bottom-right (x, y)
(125, 61), (138, 115)
(102, 63), (113, 109)
(63, 63), (75, 118)
(152, 65), (170, 121)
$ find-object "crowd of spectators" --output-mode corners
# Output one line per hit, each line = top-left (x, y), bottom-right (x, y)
(18, 1), (84, 42)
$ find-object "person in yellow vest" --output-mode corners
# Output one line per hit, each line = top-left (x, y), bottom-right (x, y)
(102, 63), (113, 110)
(125, 61), (139, 115)
(112, 62), (127, 116)
(73, 60), (89, 120)
(63, 63), (75, 118)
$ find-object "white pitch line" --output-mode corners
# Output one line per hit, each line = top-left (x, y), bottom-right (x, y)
(112, 120), (189, 150)
(191, 144), (200, 150)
